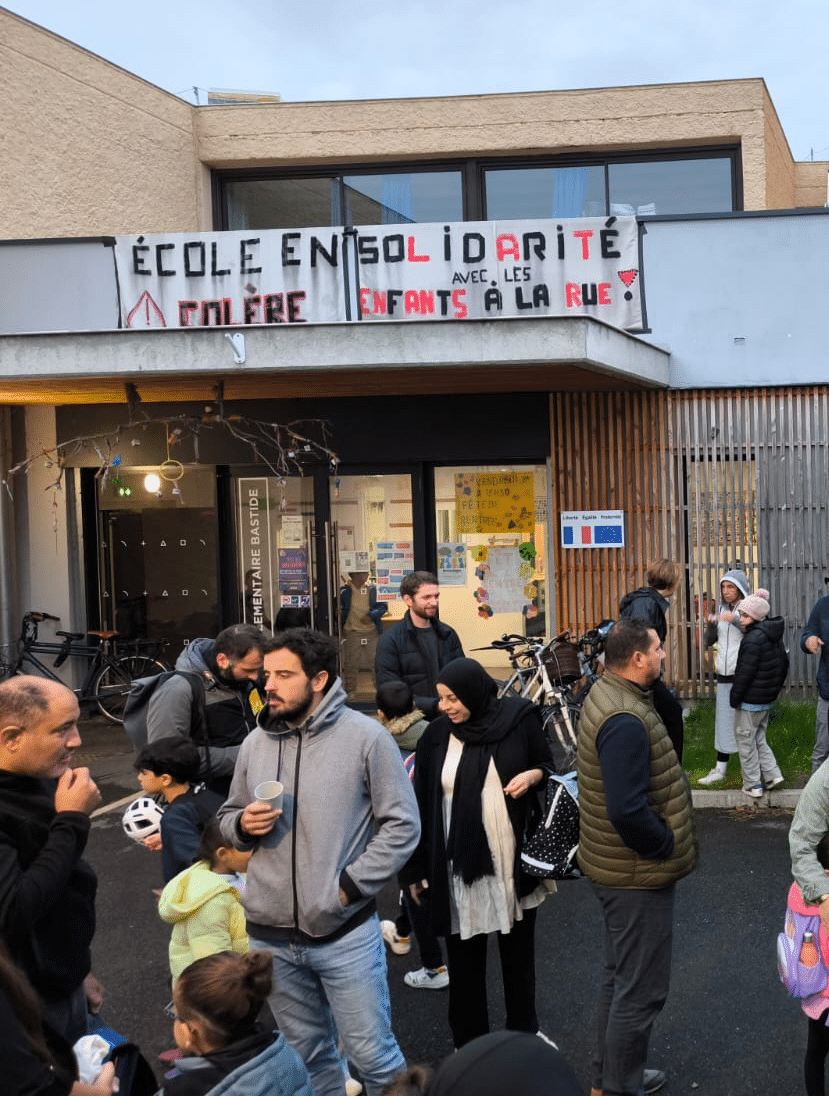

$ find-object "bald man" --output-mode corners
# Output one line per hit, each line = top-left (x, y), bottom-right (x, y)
(0, 676), (102, 1042)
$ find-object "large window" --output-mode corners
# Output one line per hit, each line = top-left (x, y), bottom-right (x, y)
(225, 170), (463, 229)
(483, 153), (736, 220)
(218, 148), (738, 230)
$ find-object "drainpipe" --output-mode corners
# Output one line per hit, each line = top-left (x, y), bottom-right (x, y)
(0, 406), (17, 651)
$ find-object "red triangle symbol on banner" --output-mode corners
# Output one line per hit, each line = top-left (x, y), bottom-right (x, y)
(617, 269), (638, 288)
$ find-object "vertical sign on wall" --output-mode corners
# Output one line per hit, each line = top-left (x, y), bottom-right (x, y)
(238, 478), (275, 627)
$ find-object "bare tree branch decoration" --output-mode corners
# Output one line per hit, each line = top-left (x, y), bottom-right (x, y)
(2, 383), (339, 500)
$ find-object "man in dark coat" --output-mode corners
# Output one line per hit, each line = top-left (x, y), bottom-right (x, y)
(375, 571), (464, 719)
(0, 676), (102, 1043)
(619, 558), (685, 760)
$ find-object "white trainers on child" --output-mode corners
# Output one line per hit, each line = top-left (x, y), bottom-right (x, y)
(404, 965), (449, 989)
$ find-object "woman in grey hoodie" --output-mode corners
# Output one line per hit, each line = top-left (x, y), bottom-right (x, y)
(700, 568), (750, 784)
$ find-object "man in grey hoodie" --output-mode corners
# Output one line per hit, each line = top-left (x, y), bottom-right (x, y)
(218, 628), (420, 1096)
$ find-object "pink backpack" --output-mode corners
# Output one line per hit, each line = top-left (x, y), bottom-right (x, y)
(778, 906), (828, 999)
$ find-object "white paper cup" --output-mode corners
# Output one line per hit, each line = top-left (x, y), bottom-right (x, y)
(254, 780), (284, 810)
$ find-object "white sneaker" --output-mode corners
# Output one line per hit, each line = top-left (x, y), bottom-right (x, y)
(404, 965), (449, 989)
(698, 767), (726, 785)
(744, 784), (764, 798)
(344, 1078), (363, 1096)
(380, 920), (411, 956)
(765, 775), (785, 789)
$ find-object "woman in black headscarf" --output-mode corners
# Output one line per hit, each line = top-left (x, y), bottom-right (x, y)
(402, 658), (553, 1049)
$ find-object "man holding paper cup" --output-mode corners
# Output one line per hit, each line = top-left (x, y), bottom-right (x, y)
(218, 628), (420, 1096)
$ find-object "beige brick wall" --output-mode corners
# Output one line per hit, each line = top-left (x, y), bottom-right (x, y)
(1, 9), (819, 234)
(0, 9), (210, 237)
(794, 162), (829, 208)
(195, 79), (771, 169)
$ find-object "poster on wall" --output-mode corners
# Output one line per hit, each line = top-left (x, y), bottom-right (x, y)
(472, 546), (535, 615)
(560, 510), (625, 547)
(113, 217), (644, 332)
(437, 543), (467, 586)
(238, 478), (275, 629)
(278, 547), (309, 593)
(455, 471), (535, 534)
(375, 541), (414, 602)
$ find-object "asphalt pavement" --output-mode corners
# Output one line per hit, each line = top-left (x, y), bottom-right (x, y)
(77, 716), (813, 1096)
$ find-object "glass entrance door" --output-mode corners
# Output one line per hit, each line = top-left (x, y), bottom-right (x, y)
(236, 475), (316, 631)
(330, 473), (414, 702)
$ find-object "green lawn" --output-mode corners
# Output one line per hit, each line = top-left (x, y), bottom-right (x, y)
(683, 699), (817, 789)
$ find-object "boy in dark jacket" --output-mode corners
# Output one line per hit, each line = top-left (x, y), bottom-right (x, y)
(730, 589), (788, 798)
(134, 737), (223, 883)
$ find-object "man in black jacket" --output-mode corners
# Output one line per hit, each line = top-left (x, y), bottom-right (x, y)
(0, 676), (102, 1042)
(375, 571), (464, 719)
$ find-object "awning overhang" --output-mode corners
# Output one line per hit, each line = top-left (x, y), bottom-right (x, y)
(0, 316), (670, 404)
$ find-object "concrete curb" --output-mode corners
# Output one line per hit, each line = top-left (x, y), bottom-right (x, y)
(692, 787), (802, 810)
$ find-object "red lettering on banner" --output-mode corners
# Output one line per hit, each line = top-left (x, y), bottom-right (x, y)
(496, 235), (520, 262)
(404, 290), (436, 315)
(452, 289), (468, 319)
(573, 230), (593, 260)
(179, 301), (197, 325)
(373, 291), (387, 315)
(598, 283), (611, 304)
(407, 237), (430, 262)
(565, 284), (582, 307)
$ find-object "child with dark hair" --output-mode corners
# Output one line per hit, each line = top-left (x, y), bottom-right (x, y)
(135, 737), (224, 883)
(785, 832), (829, 1095)
(376, 681), (448, 991)
(158, 818), (251, 985)
(161, 950), (314, 1096)
(376, 681), (429, 753)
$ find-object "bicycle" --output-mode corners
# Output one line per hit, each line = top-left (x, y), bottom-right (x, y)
(0, 611), (169, 723)
(477, 622), (613, 770)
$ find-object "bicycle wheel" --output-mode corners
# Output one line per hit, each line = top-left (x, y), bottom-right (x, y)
(118, 655), (170, 680)
(92, 662), (133, 723)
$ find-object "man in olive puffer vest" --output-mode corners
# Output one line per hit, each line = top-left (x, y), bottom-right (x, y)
(577, 618), (697, 1096)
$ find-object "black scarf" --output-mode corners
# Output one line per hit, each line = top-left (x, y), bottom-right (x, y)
(437, 658), (529, 885)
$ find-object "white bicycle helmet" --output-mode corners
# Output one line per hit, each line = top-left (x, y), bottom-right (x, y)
(122, 795), (165, 842)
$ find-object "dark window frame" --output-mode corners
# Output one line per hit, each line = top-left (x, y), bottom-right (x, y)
(213, 145), (742, 229)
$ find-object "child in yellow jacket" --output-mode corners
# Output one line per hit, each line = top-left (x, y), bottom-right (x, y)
(158, 817), (251, 984)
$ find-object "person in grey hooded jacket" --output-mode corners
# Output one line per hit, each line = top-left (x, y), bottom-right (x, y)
(699, 567), (751, 784)
(148, 624), (265, 796)
(217, 628), (419, 1096)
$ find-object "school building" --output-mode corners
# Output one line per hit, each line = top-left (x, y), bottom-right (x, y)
(2, 6), (828, 697)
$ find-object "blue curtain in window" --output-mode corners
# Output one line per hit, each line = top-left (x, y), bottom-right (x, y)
(380, 176), (414, 224)
(553, 168), (589, 218)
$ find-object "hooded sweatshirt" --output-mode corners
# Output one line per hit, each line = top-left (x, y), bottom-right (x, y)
(147, 638), (264, 784)
(158, 860), (248, 983)
(706, 568), (750, 679)
(217, 678), (419, 943)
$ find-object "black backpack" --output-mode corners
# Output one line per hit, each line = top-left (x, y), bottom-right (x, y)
(520, 771), (581, 880)
(122, 670), (206, 753)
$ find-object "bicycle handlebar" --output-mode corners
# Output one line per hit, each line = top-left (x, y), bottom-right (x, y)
(23, 611), (61, 623)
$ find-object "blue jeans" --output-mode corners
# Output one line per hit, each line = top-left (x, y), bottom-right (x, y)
(250, 915), (405, 1096)
(590, 883), (675, 1096)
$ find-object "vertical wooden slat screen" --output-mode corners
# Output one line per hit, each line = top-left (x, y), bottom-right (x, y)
(550, 386), (829, 699)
